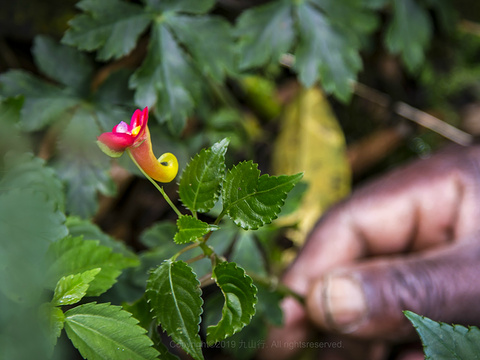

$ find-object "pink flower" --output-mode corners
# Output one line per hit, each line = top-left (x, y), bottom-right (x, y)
(97, 107), (178, 183)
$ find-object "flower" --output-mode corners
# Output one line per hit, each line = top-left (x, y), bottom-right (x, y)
(97, 107), (178, 183)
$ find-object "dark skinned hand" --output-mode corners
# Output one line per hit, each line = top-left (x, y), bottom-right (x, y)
(261, 145), (480, 360)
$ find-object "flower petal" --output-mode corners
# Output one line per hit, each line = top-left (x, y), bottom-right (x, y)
(97, 132), (134, 152)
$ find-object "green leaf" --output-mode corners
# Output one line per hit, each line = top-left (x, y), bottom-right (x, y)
(206, 262), (257, 345)
(146, 260), (204, 360)
(130, 22), (200, 134)
(1, 153), (65, 211)
(236, 0), (294, 70)
(33, 35), (93, 94)
(0, 190), (67, 304)
(0, 70), (80, 130)
(235, 0), (377, 101)
(140, 221), (178, 248)
(66, 216), (138, 261)
(174, 215), (218, 244)
(144, 0), (215, 14)
(40, 303), (65, 352)
(62, 0), (151, 61)
(45, 236), (135, 297)
(405, 311), (480, 359)
(53, 107), (115, 218)
(385, 0), (432, 72)
(167, 15), (234, 82)
(222, 161), (303, 230)
(0, 96), (29, 156)
(294, 2), (362, 101)
(230, 231), (267, 276)
(179, 138), (229, 213)
(64, 302), (160, 360)
(52, 268), (101, 306)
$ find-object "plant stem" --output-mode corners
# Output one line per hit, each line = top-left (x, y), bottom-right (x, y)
(171, 242), (200, 261)
(127, 149), (182, 217)
(249, 274), (305, 305)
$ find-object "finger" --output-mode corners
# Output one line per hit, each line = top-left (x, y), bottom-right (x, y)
(306, 237), (480, 339)
(284, 145), (480, 295)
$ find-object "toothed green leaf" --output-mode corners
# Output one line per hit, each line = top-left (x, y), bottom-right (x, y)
(222, 161), (303, 230)
(179, 138), (229, 213)
(174, 215), (218, 244)
(206, 262), (257, 345)
(64, 302), (159, 360)
(147, 260), (204, 360)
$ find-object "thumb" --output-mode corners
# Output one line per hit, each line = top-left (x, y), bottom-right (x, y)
(306, 237), (480, 340)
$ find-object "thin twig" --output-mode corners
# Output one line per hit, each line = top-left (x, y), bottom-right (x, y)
(354, 82), (474, 146)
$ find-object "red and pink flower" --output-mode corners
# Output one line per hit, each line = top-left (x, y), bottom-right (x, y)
(97, 107), (178, 183)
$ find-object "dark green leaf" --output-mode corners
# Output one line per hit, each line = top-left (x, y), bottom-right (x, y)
(33, 35), (93, 93)
(222, 161), (303, 230)
(130, 22), (200, 133)
(53, 107), (115, 218)
(93, 69), (135, 106)
(206, 262), (257, 345)
(179, 138), (229, 213)
(0, 97), (30, 156)
(295, 2), (362, 101)
(174, 215), (218, 244)
(62, 0), (151, 61)
(39, 303), (65, 353)
(1, 153), (65, 211)
(167, 15), (234, 81)
(0, 190), (67, 304)
(405, 311), (480, 359)
(140, 221), (178, 249)
(144, 0), (215, 14)
(146, 260), (204, 360)
(385, 0), (432, 72)
(230, 231), (267, 276)
(66, 216), (138, 261)
(52, 268), (101, 306)
(236, 0), (294, 70)
(0, 70), (79, 130)
(64, 302), (160, 360)
(45, 236), (135, 297)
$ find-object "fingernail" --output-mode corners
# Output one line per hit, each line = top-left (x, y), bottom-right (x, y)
(324, 275), (367, 330)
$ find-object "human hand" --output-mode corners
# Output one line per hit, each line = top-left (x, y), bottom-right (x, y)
(262, 145), (480, 359)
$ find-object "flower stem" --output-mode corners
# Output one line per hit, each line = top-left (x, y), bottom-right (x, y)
(127, 149), (182, 217)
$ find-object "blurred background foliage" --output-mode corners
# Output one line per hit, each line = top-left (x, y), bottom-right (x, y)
(1, 0), (480, 359)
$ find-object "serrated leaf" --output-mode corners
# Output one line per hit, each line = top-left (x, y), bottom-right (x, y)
(405, 311), (480, 359)
(222, 161), (303, 230)
(45, 236), (135, 297)
(206, 262), (257, 345)
(52, 268), (101, 306)
(146, 260), (203, 360)
(236, 0), (294, 70)
(236, 0), (377, 101)
(0, 190), (67, 304)
(53, 107), (115, 218)
(144, 0), (215, 14)
(179, 138), (229, 213)
(33, 35), (93, 94)
(385, 0), (432, 72)
(295, 2), (361, 101)
(0, 70), (80, 130)
(64, 302), (159, 360)
(62, 0), (151, 61)
(167, 15), (234, 81)
(130, 22), (200, 133)
(174, 215), (218, 244)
